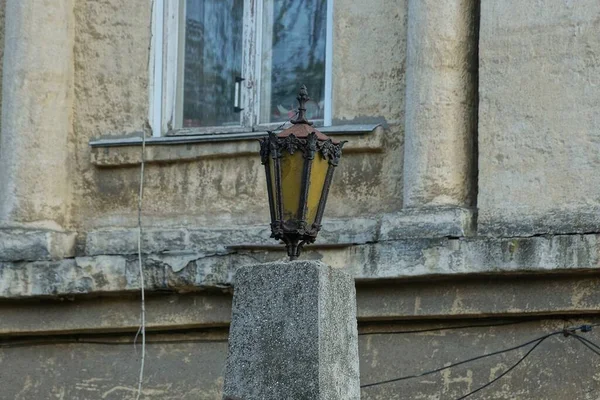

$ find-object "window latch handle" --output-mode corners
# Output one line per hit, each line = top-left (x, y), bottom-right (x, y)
(234, 76), (245, 112)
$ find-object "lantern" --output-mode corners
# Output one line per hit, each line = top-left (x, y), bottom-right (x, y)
(260, 86), (346, 260)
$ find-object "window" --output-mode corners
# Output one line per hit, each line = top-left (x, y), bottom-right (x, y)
(151, 0), (334, 137)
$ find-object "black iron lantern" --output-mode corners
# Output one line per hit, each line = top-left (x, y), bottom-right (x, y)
(260, 86), (346, 260)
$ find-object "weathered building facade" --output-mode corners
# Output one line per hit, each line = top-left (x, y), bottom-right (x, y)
(1, 0), (600, 398)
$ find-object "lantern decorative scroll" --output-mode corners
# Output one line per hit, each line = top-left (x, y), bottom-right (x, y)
(260, 86), (346, 261)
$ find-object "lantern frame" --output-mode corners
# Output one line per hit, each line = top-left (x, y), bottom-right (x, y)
(259, 86), (346, 260)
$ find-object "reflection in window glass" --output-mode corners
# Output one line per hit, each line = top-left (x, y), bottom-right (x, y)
(183, 0), (243, 128)
(260, 0), (327, 124)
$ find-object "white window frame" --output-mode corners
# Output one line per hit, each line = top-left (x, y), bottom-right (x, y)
(150, 0), (333, 137)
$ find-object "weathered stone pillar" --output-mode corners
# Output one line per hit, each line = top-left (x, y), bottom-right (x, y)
(403, 0), (478, 208)
(223, 260), (360, 400)
(0, 0), (74, 231)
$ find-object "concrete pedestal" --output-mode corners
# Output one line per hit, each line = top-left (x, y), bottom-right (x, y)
(223, 260), (360, 400)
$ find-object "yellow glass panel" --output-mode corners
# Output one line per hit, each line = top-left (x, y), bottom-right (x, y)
(306, 153), (329, 224)
(280, 151), (304, 220)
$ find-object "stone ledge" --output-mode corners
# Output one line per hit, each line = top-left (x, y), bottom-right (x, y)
(3, 276), (600, 336)
(84, 217), (380, 256)
(0, 229), (76, 262)
(2, 232), (599, 299)
(380, 206), (474, 240)
(478, 207), (600, 237)
(84, 207), (472, 256)
(89, 125), (385, 167)
(0, 207), (472, 262)
(0, 293), (233, 336)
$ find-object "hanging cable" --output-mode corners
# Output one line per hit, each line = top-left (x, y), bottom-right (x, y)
(271, 111), (298, 132)
(360, 331), (560, 389)
(0, 336), (229, 348)
(134, 128), (147, 400)
(455, 334), (557, 400)
(359, 319), (539, 336)
(571, 333), (600, 358)
(360, 324), (596, 392)
(456, 326), (600, 400)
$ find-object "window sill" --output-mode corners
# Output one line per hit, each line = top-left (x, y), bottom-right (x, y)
(89, 124), (383, 167)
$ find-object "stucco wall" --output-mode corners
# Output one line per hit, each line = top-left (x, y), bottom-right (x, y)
(479, 0), (600, 236)
(70, 0), (407, 234)
(72, 0), (152, 232)
(3, 318), (599, 399)
(0, 0), (74, 230)
(1, 332), (228, 399)
(333, 0), (406, 123)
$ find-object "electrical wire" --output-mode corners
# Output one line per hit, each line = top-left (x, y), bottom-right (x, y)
(134, 126), (147, 400)
(271, 111), (298, 132)
(574, 333), (600, 351)
(360, 324), (595, 391)
(359, 318), (600, 337)
(358, 319), (538, 336)
(455, 327), (600, 399)
(0, 338), (229, 349)
(455, 334), (555, 400)
(360, 331), (560, 389)
(571, 334), (600, 358)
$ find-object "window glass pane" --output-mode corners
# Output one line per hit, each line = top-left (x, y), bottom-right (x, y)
(183, 0), (243, 128)
(260, 0), (327, 124)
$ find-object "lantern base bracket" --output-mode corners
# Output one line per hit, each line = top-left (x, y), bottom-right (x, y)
(285, 239), (306, 261)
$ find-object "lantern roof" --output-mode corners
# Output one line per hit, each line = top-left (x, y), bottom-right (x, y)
(277, 85), (339, 144)
(277, 122), (332, 142)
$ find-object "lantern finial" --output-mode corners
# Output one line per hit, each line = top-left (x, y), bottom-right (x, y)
(291, 85), (313, 125)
